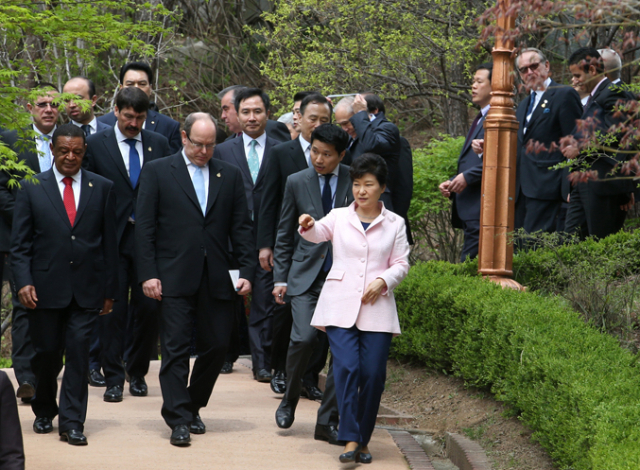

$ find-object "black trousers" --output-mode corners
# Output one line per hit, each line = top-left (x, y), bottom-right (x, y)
(247, 264), (275, 371)
(459, 218), (480, 262)
(514, 190), (561, 234)
(564, 183), (628, 240)
(5, 254), (37, 387)
(27, 299), (97, 433)
(0, 370), (25, 469)
(101, 223), (159, 387)
(158, 260), (235, 428)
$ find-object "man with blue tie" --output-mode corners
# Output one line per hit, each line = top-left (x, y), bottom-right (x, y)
(272, 124), (353, 443)
(439, 63), (493, 261)
(213, 88), (281, 382)
(135, 113), (255, 446)
(84, 87), (171, 403)
(0, 83), (60, 404)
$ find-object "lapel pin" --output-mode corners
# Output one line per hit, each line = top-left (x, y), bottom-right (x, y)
(148, 147), (152, 152)
(89, 182), (93, 187)
(217, 173), (221, 177)
(151, 121), (155, 125)
(541, 100), (548, 108)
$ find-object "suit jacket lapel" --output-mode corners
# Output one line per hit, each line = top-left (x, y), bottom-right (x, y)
(291, 140), (308, 172)
(145, 110), (159, 133)
(40, 170), (72, 228)
(170, 155), (202, 215)
(230, 138), (253, 185)
(255, 137), (276, 187)
(304, 169), (325, 218)
(334, 165), (351, 208)
(103, 130), (132, 188)
(525, 82), (556, 136)
(73, 170), (93, 226)
(461, 114), (484, 155)
(205, 159), (223, 215)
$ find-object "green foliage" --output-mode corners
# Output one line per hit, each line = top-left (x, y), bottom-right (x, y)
(409, 135), (464, 262)
(253, 0), (484, 125)
(392, 262), (640, 469)
(0, 358), (11, 369)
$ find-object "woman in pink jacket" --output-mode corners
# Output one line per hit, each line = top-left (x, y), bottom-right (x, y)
(299, 153), (410, 464)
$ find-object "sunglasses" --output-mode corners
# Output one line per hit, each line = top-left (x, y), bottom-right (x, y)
(518, 62), (541, 74)
(34, 102), (59, 109)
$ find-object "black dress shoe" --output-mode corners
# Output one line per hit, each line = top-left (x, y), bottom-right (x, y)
(190, 414), (206, 434)
(33, 417), (53, 434)
(170, 424), (191, 446)
(103, 385), (123, 402)
(88, 369), (106, 387)
(339, 444), (362, 463)
(275, 399), (297, 429)
(60, 429), (88, 446)
(16, 381), (35, 399)
(129, 376), (148, 397)
(220, 362), (233, 374)
(314, 423), (343, 445)
(270, 370), (286, 394)
(254, 368), (272, 383)
(358, 450), (373, 464)
(300, 383), (323, 400)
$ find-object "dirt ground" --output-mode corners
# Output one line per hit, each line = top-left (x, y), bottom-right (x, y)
(381, 360), (557, 470)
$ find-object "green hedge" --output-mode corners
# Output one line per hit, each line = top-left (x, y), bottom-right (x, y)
(392, 261), (640, 470)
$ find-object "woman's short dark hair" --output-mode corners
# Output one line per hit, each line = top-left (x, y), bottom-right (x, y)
(349, 153), (387, 187)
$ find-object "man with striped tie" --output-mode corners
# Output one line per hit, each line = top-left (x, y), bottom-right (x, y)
(213, 88), (281, 383)
(83, 87), (170, 403)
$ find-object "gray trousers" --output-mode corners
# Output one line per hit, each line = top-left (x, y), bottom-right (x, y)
(284, 271), (339, 426)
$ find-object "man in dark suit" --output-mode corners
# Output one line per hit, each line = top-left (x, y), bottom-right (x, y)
(213, 88), (280, 382)
(218, 85), (291, 143)
(513, 48), (583, 234)
(0, 370), (25, 469)
(98, 62), (181, 153)
(272, 124), (352, 444)
(63, 77), (111, 137)
(562, 47), (636, 239)
(84, 86), (171, 403)
(439, 63), (493, 261)
(0, 83), (60, 403)
(334, 93), (400, 210)
(11, 124), (118, 445)
(135, 113), (255, 446)
(257, 93), (332, 400)
(63, 76), (113, 388)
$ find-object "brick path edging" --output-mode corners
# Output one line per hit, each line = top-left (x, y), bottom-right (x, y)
(388, 430), (437, 469)
(446, 432), (492, 470)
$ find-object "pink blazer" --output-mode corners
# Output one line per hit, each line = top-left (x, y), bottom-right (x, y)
(300, 202), (410, 335)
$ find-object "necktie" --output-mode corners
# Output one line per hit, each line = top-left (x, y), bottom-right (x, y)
(125, 138), (141, 188)
(584, 94), (593, 111)
(62, 177), (76, 226)
(81, 124), (91, 137)
(193, 166), (206, 214)
(321, 174), (333, 272)
(39, 134), (52, 172)
(305, 144), (311, 167)
(524, 92), (536, 129)
(248, 140), (260, 183)
(463, 112), (483, 149)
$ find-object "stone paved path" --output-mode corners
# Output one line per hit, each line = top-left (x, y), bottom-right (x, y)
(4, 359), (410, 469)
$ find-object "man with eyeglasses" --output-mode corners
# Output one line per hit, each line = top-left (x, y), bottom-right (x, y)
(513, 47), (583, 236)
(0, 82), (61, 406)
(83, 86), (171, 404)
(135, 112), (255, 446)
(99, 62), (182, 153)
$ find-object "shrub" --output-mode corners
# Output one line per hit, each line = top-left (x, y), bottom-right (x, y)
(392, 262), (640, 470)
(409, 135), (464, 263)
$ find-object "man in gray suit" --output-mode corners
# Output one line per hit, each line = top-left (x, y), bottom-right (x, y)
(272, 124), (353, 444)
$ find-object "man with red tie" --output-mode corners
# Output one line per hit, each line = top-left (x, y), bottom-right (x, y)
(11, 124), (118, 445)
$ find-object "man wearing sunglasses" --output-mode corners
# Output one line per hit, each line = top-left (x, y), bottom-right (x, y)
(514, 48), (583, 235)
(0, 82), (61, 407)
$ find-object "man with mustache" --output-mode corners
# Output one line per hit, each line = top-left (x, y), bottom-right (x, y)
(83, 86), (171, 403)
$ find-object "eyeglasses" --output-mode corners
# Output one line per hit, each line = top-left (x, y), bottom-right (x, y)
(187, 135), (215, 151)
(35, 102), (59, 109)
(518, 62), (541, 74)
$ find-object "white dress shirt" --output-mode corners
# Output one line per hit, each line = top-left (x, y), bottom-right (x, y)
(71, 116), (99, 135)
(114, 126), (144, 177)
(298, 134), (312, 167)
(242, 132), (267, 167)
(52, 164), (81, 210)
(33, 124), (55, 172)
(525, 77), (552, 131)
(182, 151), (209, 204)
